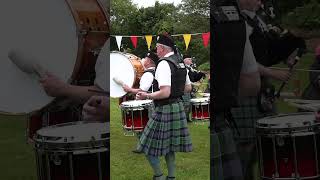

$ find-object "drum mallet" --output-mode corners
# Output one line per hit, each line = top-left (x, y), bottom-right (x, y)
(8, 49), (46, 78)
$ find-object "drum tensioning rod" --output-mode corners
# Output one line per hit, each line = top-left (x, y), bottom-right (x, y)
(97, 152), (102, 180)
(272, 136), (279, 178)
(69, 153), (75, 180)
(131, 109), (135, 134)
(139, 108), (143, 134)
(292, 136), (299, 179)
(45, 154), (51, 180)
(257, 136), (264, 177)
(201, 103), (204, 120)
(313, 134), (319, 176)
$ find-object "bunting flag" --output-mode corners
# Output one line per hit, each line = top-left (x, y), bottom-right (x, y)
(130, 36), (138, 48)
(145, 35), (153, 50)
(115, 36), (122, 51)
(202, 32), (210, 48)
(183, 34), (191, 50)
(112, 32), (210, 51)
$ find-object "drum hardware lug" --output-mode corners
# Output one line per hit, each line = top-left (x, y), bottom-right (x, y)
(50, 154), (62, 166)
(77, 29), (88, 36)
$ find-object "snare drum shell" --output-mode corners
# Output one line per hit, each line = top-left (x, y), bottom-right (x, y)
(34, 121), (110, 180)
(190, 98), (210, 120)
(120, 100), (153, 132)
(257, 113), (320, 179)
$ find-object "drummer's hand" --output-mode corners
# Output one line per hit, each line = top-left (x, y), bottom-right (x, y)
(39, 72), (69, 97)
(82, 96), (108, 122)
(122, 84), (131, 93)
(136, 92), (147, 100)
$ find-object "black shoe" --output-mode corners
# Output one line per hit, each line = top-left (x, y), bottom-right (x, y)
(166, 176), (175, 180)
(132, 149), (143, 154)
(153, 174), (163, 180)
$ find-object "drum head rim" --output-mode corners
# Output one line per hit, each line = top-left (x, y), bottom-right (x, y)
(110, 51), (136, 98)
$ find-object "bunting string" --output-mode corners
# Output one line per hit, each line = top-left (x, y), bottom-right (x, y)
(111, 32), (210, 50)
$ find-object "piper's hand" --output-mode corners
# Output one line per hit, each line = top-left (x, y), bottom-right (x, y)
(136, 92), (147, 100)
(269, 69), (292, 82)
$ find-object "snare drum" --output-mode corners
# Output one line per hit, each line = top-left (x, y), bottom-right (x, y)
(257, 113), (320, 180)
(27, 106), (82, 143)
(190, 98), (210, 120)
(120, 100), (153, 133)
(34, 121), (109, 180)
(110, 52), (144, 98)
(0, 0), (109, 114)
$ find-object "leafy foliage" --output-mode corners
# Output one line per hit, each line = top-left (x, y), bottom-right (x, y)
(110, 0), (210, 67)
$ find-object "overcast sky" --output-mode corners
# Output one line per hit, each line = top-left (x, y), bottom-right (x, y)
(131, 0), (182, 8)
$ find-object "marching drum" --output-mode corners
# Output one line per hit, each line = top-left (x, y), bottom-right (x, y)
(27, 35), (109, 143)
(257, 113), (320, 179)
(110, 52), (144, 98)
(27, 107), (81, 142)
(190, 98), (210, 120)
(0, 0), (109, 114)
(34, 121), (109, 180)
(120, 100), (153, 133)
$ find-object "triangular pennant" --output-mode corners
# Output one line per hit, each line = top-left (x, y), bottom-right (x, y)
(145, 35), (153, 50)
(202, 32), (210, 48)
(115, 36), (122, 51)
(183, 34), (192, 50)
(130, 36), (138, 48)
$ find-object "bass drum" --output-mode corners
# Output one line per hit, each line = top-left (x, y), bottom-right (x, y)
(110, 51), (144, 98)
(0, 0), (109, 114)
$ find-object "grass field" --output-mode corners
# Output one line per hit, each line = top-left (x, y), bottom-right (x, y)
(110, 97), (210, 180)
(0, 53), (316, 180)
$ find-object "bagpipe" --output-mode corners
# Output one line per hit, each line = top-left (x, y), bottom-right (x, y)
(256, 0), (306, 67)
(187, 58), (206, 83)
(257, 0), (307, 113)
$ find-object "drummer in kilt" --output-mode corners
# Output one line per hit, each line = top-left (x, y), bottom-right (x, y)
(122, 51), (158, 153)
(136, 33), (193, 180)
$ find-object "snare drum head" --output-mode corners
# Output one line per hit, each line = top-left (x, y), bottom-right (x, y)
(121, 100), (153, 107)
(36, 121), (109, 143)
(0, 0), (78, 114)
(190, 98), (210, 104)
(257, 113), (319, 129)
(110, 52), (136, 98)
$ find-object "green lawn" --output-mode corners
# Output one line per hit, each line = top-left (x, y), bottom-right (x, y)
(0, 115), (36, 180)
(110, 98), (210, 180)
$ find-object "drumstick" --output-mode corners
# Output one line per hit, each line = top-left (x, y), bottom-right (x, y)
(113, 77), (124, 86)
(88, 89), (109, 95)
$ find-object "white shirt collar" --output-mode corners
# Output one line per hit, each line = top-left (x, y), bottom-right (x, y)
(147, 67), (155, 70)
(164, 52), (174, 57)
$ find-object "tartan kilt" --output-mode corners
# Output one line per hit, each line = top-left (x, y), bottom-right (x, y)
(182, 93), (191, 115)
(137, 101), (193, 156)
(231, 96), (264, 143)
(211, 114), (244, 180)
